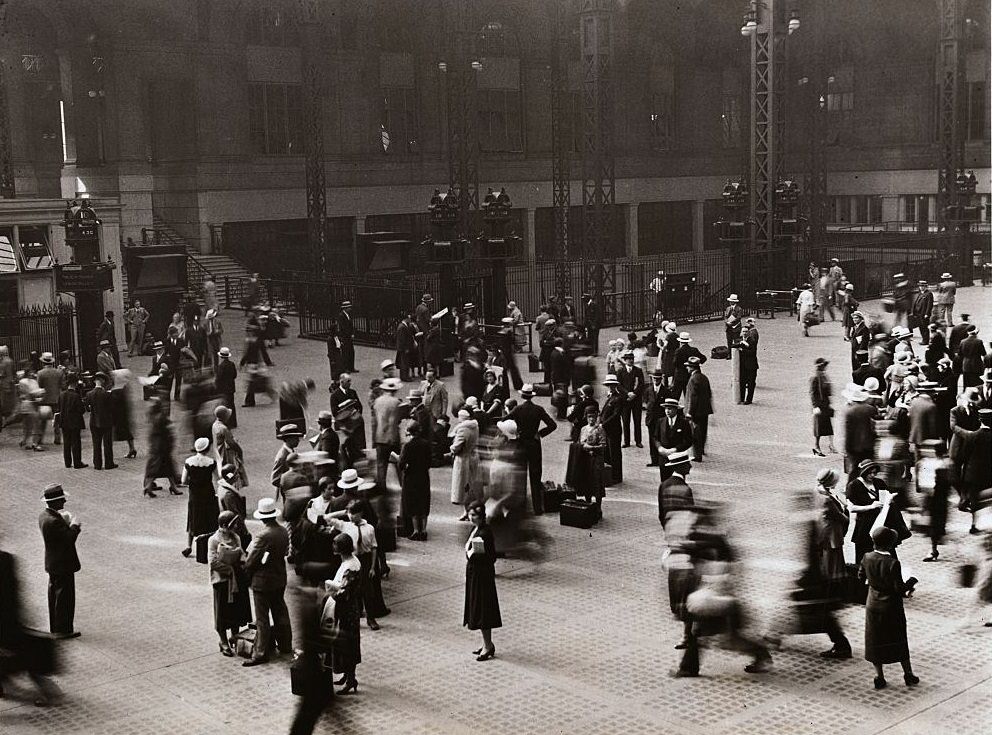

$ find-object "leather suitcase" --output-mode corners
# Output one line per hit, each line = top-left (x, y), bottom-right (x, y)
(233, 625), (258, 659)
(194, 533), (210, 564)
(570, 357), (596, 391)
(532, 382), (553, 397)
(543, 483), (576, 514)
(559, 499), (600, 529)
(528, 353), (541, 373)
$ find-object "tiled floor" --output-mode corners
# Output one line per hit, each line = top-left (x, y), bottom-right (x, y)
(1, 285), (990, 734)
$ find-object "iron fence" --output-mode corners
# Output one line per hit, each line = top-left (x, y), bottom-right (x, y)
(0, 302), (77, 366)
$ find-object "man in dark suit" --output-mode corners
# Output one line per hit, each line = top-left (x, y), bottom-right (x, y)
(977, 369), (992, 409)
(164, 326), (189, 400)
(337, 300), (355, 373)
(582, 293), (602, 356)
(910, 281), (934, 344)
(548, 338), (572, 396)
(843, 389), (876, 473)
(658, 450), (694, 528)
(739, 319), (759, 404)
(243, 498), (292, 666)
(148, 340), (167, 377)
(395, 312), (417, 382)
(38, 484), (81, 638)
(617, 352), (645, 448)
(96, 311), (120, 368)
(654, 398), (693, 481)
(955, 408), (992, 534)
(58, 375), (87, 469)
(330, 373), (361, 416)
(849, 312), (871, 369)
(505, 384), (557, 513)
(644, 369), (671, 467)
(959, 325), (987, 389)
(85, 372), (116, 470)
(684, 357), (713, 461)
(599, 375), (625, 483)
(214, 346), (238, 427)
(672, 332), (706, 398)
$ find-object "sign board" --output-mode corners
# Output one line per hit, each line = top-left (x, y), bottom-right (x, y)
(55, 263), (114, 292)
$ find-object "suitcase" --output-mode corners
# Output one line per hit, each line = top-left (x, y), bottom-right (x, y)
(600, 461), (616, 488)
(710, 345), (730, 360)
(233, 625), (258, 659)
(194, 533), (210, 564)
(532, 382), (553, 397)
(570, 357), (596, 391)
(843, 563), (868, 605)
(543, 483), (576, 514)
(528, 353), (541, 373)
(559, 499), (600, 529)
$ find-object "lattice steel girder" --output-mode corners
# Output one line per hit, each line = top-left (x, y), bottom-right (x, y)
(550, 0), (571, 291)
(0, 55), (14, 198)
(300, 1), (326, 274)
(936, 0), (964, 230)
(444, 0), (481, 240)
(749, 7), (775, 250)
(580, 0), (616, 298)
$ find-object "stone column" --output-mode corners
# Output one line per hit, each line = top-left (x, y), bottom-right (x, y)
(626, 203), (639, 257)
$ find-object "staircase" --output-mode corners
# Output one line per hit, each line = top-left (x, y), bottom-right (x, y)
(121, 217), (253, 307)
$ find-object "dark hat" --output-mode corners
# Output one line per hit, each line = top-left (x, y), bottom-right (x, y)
(650, 368), (665, 377)
(815, 357), (829, 367)
(856, 459), (878, 476)
(93, 371), (110, 384)
(42, 483), (67, 504)
(685, 356), (703, 368)
(871, 526), (898, 551)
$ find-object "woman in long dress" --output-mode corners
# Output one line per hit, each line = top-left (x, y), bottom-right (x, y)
(463, 501), (501, 661)
(810, 358), (836, 456)
(859, 526), (918, 689)
(399, 422), (433, 540)
(565, 405), (606, 507)
(448, 408), (480, 519)
(796, 283), (817, 337)
(209, 511), (252, 656)
(143, 399), (182, 497)
(212, 405), (248, 490)
(324, 533), (363, 694)
(110, 369), (137, 459)
(181, 437), (220, 557)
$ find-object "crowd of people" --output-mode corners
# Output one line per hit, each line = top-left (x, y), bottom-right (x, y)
(1, 266), (991, 725)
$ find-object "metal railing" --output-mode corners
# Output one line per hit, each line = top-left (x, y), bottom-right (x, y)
(0, 302), (77, 366)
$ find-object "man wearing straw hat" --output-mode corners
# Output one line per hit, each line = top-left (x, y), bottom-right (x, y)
(933, 272), (957, 327)
(39, 483), (82, 638)
(504, 383), (557, 512)
(723, 294), (743, 351)
(243, 498), (292, 667)
(372, 377), (402, 488)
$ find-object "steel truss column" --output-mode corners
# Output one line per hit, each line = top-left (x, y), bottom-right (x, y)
(748, 0), (776, 252)
(551, 0), (572, 298)
(300, 1), (326, 275)
(445, 1), (480, 240)
(936, 0), (964, 232)
(580, 0), (616, 299)
(0, 52), (14, 198)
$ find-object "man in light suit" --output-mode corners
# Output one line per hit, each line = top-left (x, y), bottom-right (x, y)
(38, 483), (82, 638)
(420, 368), (449, 420)
(242, 498), (292, 667)
(95, 340), (115, 375)
(372, 377), (402, 488)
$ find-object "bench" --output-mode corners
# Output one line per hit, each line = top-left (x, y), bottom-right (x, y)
(754, 290), (796, 318)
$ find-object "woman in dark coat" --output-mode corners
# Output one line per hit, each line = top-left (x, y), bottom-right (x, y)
(568, 384), (599, 442)
(810, 358), (836, 456)
(218, 464), (251, 550)
(859, 527), (919, 689)
(325, 533), (362, 694)
(398, 423), (433, 540)
(463, 501), (501, 661)
(565, 405), (606, 506)
(845, 460), (910, 564)
(143, 399), (182, 497)
(208, 511), (252, 656)
(109, 370), (137, 458)
(180, 437), (220, 557)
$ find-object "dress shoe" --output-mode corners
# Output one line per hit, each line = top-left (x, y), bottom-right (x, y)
(367, 620), (380, 631)
(744, 657), (772, 674)
(646, 462), (658, 467)
(476, 647), (496, 661)
(970, 526), (981, 535)
(622, 443), (631, 448)
(181, 547), (192, 558)
(242, 658), (268, 667)
(105, 464), (119, 470)
(74, 463), (89, 469)
(143, 489), (157, 498)
(873, 676), (887, 690)
(674, 639), (688, 650)
(819, 647), (852, 660)
(669, 669), (698, 678)
(126, 450), (137, 459)
(635, 443), (643, 448)
(904, 673), (920, 686)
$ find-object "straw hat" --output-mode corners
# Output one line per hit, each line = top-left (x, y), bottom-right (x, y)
(337, 468), (362, 490)
(253, 498), (280, 520)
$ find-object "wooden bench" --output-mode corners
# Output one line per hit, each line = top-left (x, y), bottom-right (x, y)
(754, 290), (796, 318)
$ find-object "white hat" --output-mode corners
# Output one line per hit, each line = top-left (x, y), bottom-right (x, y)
(457, 408), (471, 419)
(727, 294), (739, 303)
(194, 437), (210, 452)
(253, 498), (280, 520)
(380, 358), (396, 370)
(677, 332), (692, 343)
(664, 449), (692, 468)
(337, 468), (362, 490)
(940, 272), (953, 280)
(464, 396), (479, 407)
(496, 419), (518, 440)
(603, 374), (619, 385)
(380, 377), (401, 391)
(40, 351), (55, 364)
(665, 322), (677, 332)
(520, 383), (535, 396)
(863, 377), (881, 394)
(842, 383), (868, 402)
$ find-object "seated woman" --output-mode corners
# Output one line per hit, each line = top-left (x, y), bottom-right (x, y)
(565, 405), (606, 508)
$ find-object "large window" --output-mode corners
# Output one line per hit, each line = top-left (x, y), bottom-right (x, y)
(379, 88), (419, 154)
(248, 83), (303, 155)
(0, 230), (17, 273)
(477, 89), (523, 152)
(0, 226), (52, 272)
(246, 7), (298, 47)
(967, 81), (987, 140)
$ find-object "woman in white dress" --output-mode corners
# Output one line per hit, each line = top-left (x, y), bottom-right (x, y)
(796, 283), (817, 337)
(449, 408), (481, 519)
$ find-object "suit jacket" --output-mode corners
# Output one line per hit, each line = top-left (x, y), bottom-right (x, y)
(244, 522), (289, 591)
(506, 399), (557, 439)
(85, 385), (113, 429)
(549, 348), (572, 385)
(330, 387), (361, 415)
(58, 388), (86, 430)
(36, 366), (62, 405)
(850, 322), (871, 355)
(39, 508), (81, 575)
(975, 383), (992, 410)
(415, 302), (433, 333)
(96, 350), (116, 375)
(684, 371), (713, 419)
(420, 379), (449, 419)
(654, 413), (693, 451)
(949, 322), (971, 356)
(337, 310), (354, 341)
(599, 391), (624, 432)
(149, 352), (168, 377)
(617, 364), (645, 399)
(673, 345), (706, 387)
(96, 319), (115, 344)
(583, 300), (601, 328)
(214, 359), (237, 395)
(959, 335), (987, 374)
(907, 395), (940, 446)
(949, 405), (982, 462)
(910, 290), (934, 320)
(955, 425), (992, 488)
(372, 393), (402, 445)
(740, 328), (759, 374)
(658, 473), (694, 526)
(844, 402), (876, 456)
(396, 320), (417, 352)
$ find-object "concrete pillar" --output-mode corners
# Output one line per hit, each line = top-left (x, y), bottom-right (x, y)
(525, 207), (537, 300)
(692, 200), (706, 252)
(626, 203), (639, 257)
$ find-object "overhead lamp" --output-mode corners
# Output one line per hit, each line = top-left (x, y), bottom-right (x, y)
(470, 59), (483, 72)
(437, 61), (448, 72)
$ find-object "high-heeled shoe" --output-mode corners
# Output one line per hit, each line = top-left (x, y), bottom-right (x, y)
(169, 486), (183, 495)
(126, 450), (137, 459)
(181, 547), (192, 558)
(904, 673), (920, 686)
(476, 647), (496, 662)
(874, 676), (887, 690)
(334, 675), (347, 686)
(902, 577), (918, 598)
(922, 549), (939, 562)
(812, 448), (825, 457)
(143, 489), (157, 498)
(338, 678), (359, 694)
(472, 647), (484, 655)
(219, 643), (234, 657)
(367, 619), (380, 630)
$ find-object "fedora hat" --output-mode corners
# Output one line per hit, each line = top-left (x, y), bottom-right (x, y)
(602, 374), (619, 386)
(520, 383), (535, 396)
(340, 300), (352, 308)
(663, 398), (681, 408)
(217, 346), (231, 358)
(337, 468), (363, 490)
(42, 483), (67, 504)
(463, 302), (475, 310)
(380, 358), (396, 370)
(677, 331), (692, 343)
(380, 377), (401, 392)
(862, 377), (882, 396)
(650, 367), (666, 377)
(93, 371), (110, 384)
(665, 322), (677, 332)
(40, 351), (54, 364)
(496, 419), (518, 440)
(407, 389), (424, 402)
(842, 383), (868, 402)
(152, 340), (164, 350)
(278, 423), (304, 439)
(814, 357), (829, 367)
(664, 449), (692, 468)
(99, 339), (110, 347)
(253, 497), (280, 520)
(726, 294), (739, 303)
(685, 356), (703, 368)
(422, 293), (433, 302)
